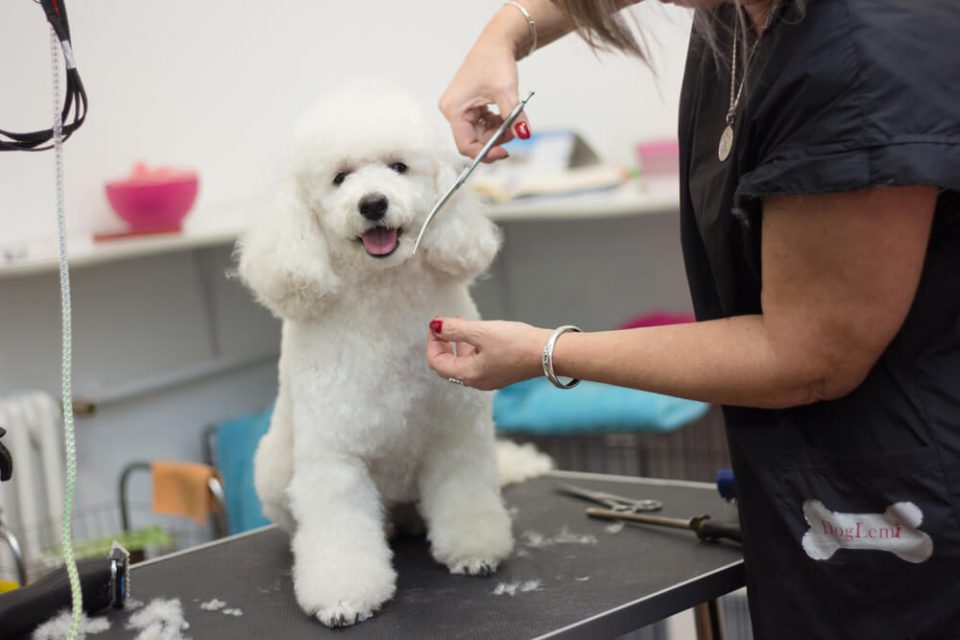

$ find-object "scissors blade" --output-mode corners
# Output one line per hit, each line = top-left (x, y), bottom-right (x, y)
(556, 483), (663, 512)
(411, 91), (535, 255)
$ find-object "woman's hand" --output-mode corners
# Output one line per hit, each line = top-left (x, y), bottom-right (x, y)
(438, 2), (554, 163)
(426, 317), (550, 390)
(438, 42), (527, 163)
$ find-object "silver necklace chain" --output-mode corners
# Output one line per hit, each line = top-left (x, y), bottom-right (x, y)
(726, 14), (769, 127)
(718, 7), (774, 161)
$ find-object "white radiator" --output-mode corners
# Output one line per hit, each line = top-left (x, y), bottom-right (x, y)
(0, 391), (64, 581)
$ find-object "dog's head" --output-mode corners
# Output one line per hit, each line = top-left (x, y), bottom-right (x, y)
(293, 84), (448, 270)
(236, 83), (501, 321)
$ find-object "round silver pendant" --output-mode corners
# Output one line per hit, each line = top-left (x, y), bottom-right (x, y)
(718, 125), (734, 162)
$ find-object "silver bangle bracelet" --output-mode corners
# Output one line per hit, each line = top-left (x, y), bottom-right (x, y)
(542, 325), (582, 389)
(504, 1), (537, 57)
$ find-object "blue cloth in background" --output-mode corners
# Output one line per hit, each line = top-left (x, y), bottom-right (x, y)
(493, 379), (709, 435)
(214, 405), (273, 535)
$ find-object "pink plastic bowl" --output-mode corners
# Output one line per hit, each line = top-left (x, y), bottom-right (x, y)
(105, 170), (199, 232)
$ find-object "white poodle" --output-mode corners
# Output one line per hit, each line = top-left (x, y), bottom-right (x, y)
(236, 84), (538, 628)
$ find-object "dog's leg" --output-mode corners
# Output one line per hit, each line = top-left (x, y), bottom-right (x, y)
(418, 426), (514, 576)
(253, 388), (296, 534)
(288, 451), (396, 628)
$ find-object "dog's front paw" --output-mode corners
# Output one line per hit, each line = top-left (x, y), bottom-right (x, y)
(429, 500), (513, 577)
(294, 554), (396, 628)
(449, 558), (498, 576)
(316, 601), (377, 628)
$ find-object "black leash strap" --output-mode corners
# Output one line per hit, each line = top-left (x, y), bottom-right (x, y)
(0, 0), (88, 151)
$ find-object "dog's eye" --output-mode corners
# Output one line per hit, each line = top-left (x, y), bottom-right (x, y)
(389, 162), (408, 174)
(333, 171), (349, 186)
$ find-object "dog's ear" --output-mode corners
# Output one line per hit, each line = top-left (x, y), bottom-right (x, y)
(235, 180), (340, 321)
(420, 158), (502, 281)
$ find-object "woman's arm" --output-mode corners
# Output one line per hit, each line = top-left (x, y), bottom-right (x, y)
(427, 185), (937, 408)
(497, 0), (583, 59)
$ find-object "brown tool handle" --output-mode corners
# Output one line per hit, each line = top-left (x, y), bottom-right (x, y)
(585, 508), (690, 530)
(586, 509), (742, 545)
(690, 515), (742, 544)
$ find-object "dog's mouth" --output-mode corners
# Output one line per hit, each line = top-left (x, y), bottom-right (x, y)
(358, 226), (402, 258)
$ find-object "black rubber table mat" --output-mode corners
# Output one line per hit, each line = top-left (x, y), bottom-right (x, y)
(94, 472), (744, 639)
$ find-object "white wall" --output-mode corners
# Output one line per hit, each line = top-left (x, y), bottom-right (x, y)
(0, 0), (692, 246)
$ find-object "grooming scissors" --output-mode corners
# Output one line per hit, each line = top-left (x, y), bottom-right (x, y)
(411, 91), (535, 254)
(556, 483), (663, 513)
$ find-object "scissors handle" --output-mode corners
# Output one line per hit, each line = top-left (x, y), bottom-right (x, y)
(464, 91), (534, 178)
(411, 91), (535, 255)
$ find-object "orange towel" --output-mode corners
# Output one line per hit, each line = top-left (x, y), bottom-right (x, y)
(151, 461), (220, 526)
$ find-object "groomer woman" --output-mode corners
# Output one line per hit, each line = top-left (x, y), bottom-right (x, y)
(426, 1), (960, 637)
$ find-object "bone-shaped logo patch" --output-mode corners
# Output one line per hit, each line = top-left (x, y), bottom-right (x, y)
(801, 499), (933, 563)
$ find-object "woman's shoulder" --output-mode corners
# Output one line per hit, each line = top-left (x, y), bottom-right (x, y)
(752, 0), (959, 151)
(838, 0), (959, 83)
(785, 0), (958, 87)
(735, 0), (960, 207)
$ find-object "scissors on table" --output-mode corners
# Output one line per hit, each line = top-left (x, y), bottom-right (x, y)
(556, 483), (663, 513)
(558, 482), (742, 543)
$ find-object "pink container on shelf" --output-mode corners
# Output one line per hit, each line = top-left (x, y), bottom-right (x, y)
(634, 139), (680, 177)
(105, 163), (199, 233)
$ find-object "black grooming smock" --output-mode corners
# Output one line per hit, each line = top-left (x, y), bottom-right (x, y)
(678, 1), (960, 638)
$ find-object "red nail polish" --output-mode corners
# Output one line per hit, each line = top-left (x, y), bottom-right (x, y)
(430, 319), (443, 334)
(514, 121), (530, 140)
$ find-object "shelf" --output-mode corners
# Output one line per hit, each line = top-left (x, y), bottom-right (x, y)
(0, 179), (679, 280)
(488, 177), (679, 222)
(0, 202), (258, 280)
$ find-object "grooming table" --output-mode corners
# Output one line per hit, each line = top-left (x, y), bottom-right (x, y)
(95, 471), (744, 639)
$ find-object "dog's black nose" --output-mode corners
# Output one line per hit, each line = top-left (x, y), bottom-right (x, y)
(358, 193), (388, 221)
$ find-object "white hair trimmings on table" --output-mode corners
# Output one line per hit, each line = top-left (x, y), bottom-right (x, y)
(126, 598), (190, 640)
(31, 610), (110, 640)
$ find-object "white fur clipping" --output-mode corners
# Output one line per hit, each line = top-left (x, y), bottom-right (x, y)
(492, 580), (542, 596)
(32, 610), (110, 639)
(199, 598), (226, 611)
(604, 521), (625, 534)
(521, 527), (597, 548)
(801, 499), (933, 563)
(126, 598), (191, 640)
(496, 440), (553, 486)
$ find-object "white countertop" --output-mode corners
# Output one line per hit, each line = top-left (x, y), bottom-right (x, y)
(488, 177), (679, 222)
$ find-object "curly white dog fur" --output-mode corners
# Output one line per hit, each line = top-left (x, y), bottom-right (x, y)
(236, 83), (512, 628)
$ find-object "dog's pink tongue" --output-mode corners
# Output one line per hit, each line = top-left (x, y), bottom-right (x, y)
(361, 227), (398, 255)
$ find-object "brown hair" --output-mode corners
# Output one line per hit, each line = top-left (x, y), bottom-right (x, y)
(550, 0), (647, 59)
(553, 1), (806, 63)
